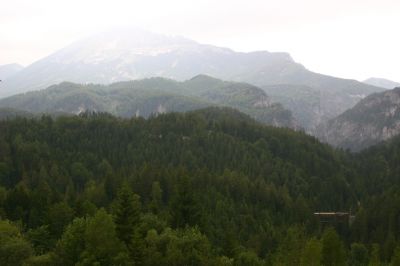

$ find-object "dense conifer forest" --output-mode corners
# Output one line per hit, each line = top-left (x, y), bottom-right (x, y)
(0, 107), (399, 265)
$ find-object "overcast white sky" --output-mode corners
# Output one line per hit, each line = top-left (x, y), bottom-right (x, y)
(1, 0), (399, 81)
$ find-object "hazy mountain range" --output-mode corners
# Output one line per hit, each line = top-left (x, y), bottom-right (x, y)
(0, 75), (295, 127)
(4, 29), (400, 150)
(364, 77), (400, 89)
(0, 29), (385, 133)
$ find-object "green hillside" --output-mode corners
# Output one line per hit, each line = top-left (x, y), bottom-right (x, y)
(0, 76), (295, 128)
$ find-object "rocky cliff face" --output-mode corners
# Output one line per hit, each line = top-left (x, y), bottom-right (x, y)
(318, 87), (400, 151)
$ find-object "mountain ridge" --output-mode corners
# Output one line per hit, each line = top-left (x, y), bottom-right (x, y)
(0, 75), (296, 128)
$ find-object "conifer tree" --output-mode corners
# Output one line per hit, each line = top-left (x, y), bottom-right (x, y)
(321, 227), (346, 266)
(114, 185), (143, 264)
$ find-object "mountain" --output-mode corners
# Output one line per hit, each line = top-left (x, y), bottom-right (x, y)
(0, 75), (295, 127)
(0, 63), (23, 80)
(318, 87), (400, 151)
(364, 77), (400, 89)
(0, 29), (296, 95)
(0, 29), (384, 131)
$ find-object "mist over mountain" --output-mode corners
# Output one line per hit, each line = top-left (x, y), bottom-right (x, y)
(0, 29), (294, 95)
(319, 87), (400, 151)
(0, 63), (23, 80)
(0, 75), (295, 127)
(364, 77), (400, 89)
(0, 29), (384, 132)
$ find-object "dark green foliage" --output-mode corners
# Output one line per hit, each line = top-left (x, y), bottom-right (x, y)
(273, 226), (305, 265)
(369, 244), (381, 266)
(80, 209), (130, 266)
(0, 219), (33, 266)
(24, 253), (56, 266)
(114, 185), (144, 263)
(55, 217), (86, 265)
(0, 107), (399, 264)
(149, 181), (163, 214)
(47, 201), (74, 237)
(171, 175), (201, 228)
(27, 225), (53, 254)
(300, 237), (322, 266)
(143, 227), (213, 266)
(234, 250), (264, 266)
(114, 185), (141, 245)
(391, 246), (400, 266)
(321, 227), (346, 266)
(349, 243), (369, 266)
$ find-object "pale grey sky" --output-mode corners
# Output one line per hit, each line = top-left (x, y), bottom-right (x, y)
(1, 0), (399, 81)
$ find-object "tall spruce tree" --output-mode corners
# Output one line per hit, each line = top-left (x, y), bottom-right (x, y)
(114, 185), (143, 264)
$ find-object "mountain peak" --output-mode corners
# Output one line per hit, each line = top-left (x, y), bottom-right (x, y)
(188, 74), (221, 82)
(0, 29), (296, 97)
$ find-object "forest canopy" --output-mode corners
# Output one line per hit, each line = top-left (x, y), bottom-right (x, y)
(0, 107), (399, 265)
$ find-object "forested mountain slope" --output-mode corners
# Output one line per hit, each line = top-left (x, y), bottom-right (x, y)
(0, 75), (295, 127)
(1, 107), (400, 264)
(319, 87), (400, 151)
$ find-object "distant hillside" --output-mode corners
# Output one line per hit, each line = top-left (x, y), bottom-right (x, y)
(264, 84), (325, 133)
(0, 107), (32, 120)
(364, 77), (400, 89)
(0, 75), (295, 128)
(0, 29), (384, 131)
(263, 77), (384, 134)
(0, 63), (23, 81)
(318, 87), (400, 151)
